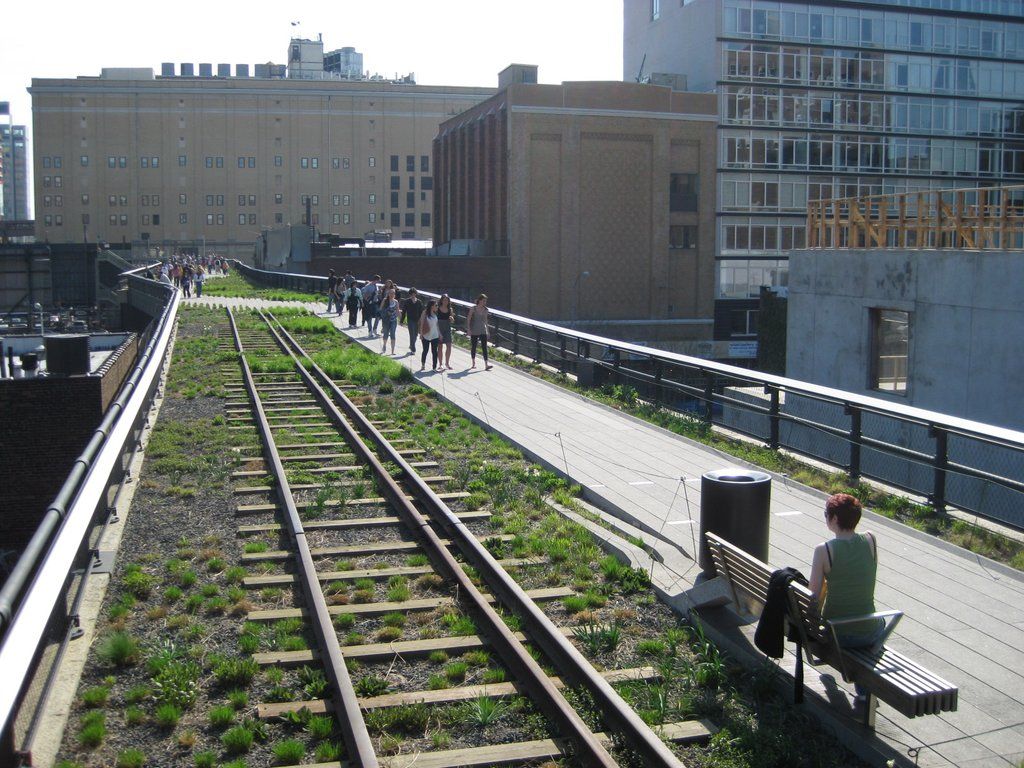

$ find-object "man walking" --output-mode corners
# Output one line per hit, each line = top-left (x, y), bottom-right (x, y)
(400, 288), (424, 354)
(361, 275), (381, 335)
(326, 269), (339, 314)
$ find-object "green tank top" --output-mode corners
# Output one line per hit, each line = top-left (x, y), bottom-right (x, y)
(821, 533), (879, 640)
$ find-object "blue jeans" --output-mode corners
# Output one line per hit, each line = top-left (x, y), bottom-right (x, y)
(380, 316), (397, 345)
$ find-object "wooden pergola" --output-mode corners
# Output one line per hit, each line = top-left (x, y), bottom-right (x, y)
(807, 184), (1024, 250)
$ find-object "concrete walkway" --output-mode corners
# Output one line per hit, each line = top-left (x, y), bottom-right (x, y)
(194, 296), (1024, 767)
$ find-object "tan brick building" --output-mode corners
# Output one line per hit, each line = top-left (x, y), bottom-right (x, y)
(434, 69), (718, 344)
(29, 69), (494, 259)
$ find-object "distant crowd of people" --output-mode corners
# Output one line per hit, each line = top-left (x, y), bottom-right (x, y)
(325, 269), (492, 372)
(150, 254), (228, 298)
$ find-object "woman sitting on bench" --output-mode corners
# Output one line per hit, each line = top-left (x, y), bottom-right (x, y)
(808, 493), (884, 704)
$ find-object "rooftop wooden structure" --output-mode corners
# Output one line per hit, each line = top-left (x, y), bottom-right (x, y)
(807, 184), (1024, 250)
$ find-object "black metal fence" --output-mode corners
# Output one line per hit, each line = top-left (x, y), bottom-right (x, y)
(0, 267), (178, 767)
(236, 262), (1024, 531)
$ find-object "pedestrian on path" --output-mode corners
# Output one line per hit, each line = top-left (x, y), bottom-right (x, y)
(195, 265), (205, 297)
(326, 269), (339, 314)
(400, 288), (424, 355)
(808, 493), (882, 706)
(361, 275), (380, 334)
(419, 299), (442, 371)
(344, 282), (361, 327)
(437, 294), (455, 370)
(379, 288), (400, 355)
(467, 293), (492, 370)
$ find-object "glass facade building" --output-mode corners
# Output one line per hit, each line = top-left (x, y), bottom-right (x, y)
(626, 0), (1024, 341)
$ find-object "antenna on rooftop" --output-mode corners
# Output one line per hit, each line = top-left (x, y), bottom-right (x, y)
(636, 53), (647, 83)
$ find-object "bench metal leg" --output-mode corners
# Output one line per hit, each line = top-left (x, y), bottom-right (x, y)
(794, 641), (804, 704)
(863, 693), (877, 729)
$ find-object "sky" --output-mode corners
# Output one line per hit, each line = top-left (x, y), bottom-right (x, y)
(2, 0), (625, 200)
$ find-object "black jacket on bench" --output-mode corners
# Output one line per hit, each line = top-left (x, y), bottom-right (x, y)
(754, 567), (808, 659)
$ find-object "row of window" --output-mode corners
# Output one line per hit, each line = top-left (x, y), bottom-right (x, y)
(719, 172), (977, 213)
(722, 133), (1024, 176)
(722, 87), (1024, 138)
(722, 44), (1024, 99)
(45, 212), (433, 230)
(390, 155), (431, 173)
(93, 155), (389, 171)
(389, 213), (433, 228)
(41, 176), (63, 188)
(722, 2), (1024, 60)
(390, 176), (434, 191)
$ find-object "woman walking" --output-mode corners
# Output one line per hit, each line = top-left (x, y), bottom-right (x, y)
(344, 282), (361, 327)
(466, 294), (492, 370)
(378, 288), (400, 355)
(418, 300), (442, 371)
(437, 294), (455, 370)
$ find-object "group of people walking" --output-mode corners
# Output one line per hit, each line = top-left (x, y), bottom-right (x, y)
(157, 255), (225, 297)
(325, 270), (493, 372)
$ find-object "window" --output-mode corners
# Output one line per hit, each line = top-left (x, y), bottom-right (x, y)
(332, 194), (340, 206)
(108, 156), (116, 168)
(368, 157), (376, 167)
(110, 214), (118, 225)
(368, 193), (376, 204)
(311, 194), (319, 206)
(216, 195), (224, 205)
(81, 194), (89, 204)
(239, 214), (246, 224)
(391, 176), (401, 190)
(409, 176), (416, 190)
(54, 176), (62, 188)
(239, 195), (246, 206)
(369, 212), (376, 223)
(311, 157), (319, 169)
(120, 214), (128, 225)
(43, 195), (51, 207)
(109, 195), (116, 206)
(55, 196), (63, 207)
(82, 214), (89, 225)
(312, 213), (319, 225)
(275, 193), (283, 204)
(343, 158), (350, 169)
(651, 0), (660, 20)
(238, 157), (246, 168)
(141, 157), (149, 168)
(141, 195), (150, 206)
(421, 177), (433, 190)
(142, 214), (150, 225)
(249, 195), (256, 206)
(55, 215), (63, 226)
(406, 155), (415, 172)
(670, 225), (698, 249)
(153, 194), (160, 206)
(206, 213), (214, 225)
(249, 214), (256, 225)
(669, 173), (699, 211)
(421, 155), (429, 173)
(275, 155), (283, 166)
(332, 157), (340, 169)
(206, 195), (214, 206)
(179, 213), (188, 224)
(151, 157), (159, 167)
(406, 192), (415, 208)
(333, 213), (340, 224)
(730, 309), (759, 336)
(80, 155), (88, 166)
(871, 309), (909, 393)
(119, 195), (127, 206)
(275, 213), (284, 224)
(205, 157), (213, 168)
(43, 157), (51, 168)
(217, 213), (224, 225)
(248, 156), (256, 168)
(343, 213), (350, 224)
(390, 155), (399, 172)
(153, 214), (160, 225)
(421, 213), (431, 227)
(405, 213), (415, 227)
(53, 156), (61, 168)
(391, 213), (401, 227)
(119, 156), (127, 168)
(301, 157), (309, 168)
(342, 194), (350, 206)
(388, 191), (398, 208)
(44, 215), (52, 226)
(178, 155), (187, 166)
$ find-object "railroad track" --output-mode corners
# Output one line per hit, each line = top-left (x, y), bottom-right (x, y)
(221, 307), (710, 767)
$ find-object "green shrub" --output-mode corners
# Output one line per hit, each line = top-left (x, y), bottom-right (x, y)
(123, 569), (156, 599)
(116, 748), (146, 768)
(209, 705), (235, 729)
(154, 703), (181, 730)
(78, 711), (106, 747)
(221, 725), (255, 754)
(80, 686), (110, 708)
(152, 660), (200, 709)
(97, 631), (141, 667)
(307, 714), (334, 739)
(333, 612), (356, 630)
(124, 705), (146, 726)
(354, 675), (389, 697)
(227, 689), (249, 710)
(271, 738), (305, 765)
(214, 657), (259, 688)
(193, 751), (216, 768)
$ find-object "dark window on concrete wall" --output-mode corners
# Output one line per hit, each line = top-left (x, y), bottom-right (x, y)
(670, 173), (698, 211)
(871, 309), (909, 393)
(670, 224), (698, 249)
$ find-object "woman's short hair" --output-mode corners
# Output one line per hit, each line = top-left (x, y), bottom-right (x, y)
(476, 293), (488, 303)
(825, 493), (862, 530)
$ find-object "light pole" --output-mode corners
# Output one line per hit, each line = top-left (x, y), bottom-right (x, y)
(572, 270), (590, 325)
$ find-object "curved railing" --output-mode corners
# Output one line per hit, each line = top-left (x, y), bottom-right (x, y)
(0, 266), (178, 764)
(234, 261), (1024, 530)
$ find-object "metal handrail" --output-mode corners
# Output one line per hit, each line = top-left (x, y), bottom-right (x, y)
(233, 261), (1024, 527)
(0, 272), (178, 760)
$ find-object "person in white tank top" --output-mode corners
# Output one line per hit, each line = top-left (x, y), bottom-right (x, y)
(418, 299), (442, 371)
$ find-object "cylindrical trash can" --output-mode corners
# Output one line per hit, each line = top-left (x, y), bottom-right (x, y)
(699, 468), (772, 574)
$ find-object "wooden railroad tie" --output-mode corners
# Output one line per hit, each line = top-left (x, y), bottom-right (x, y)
(242, 557), (542, 588)
(236, 509), (490, 535)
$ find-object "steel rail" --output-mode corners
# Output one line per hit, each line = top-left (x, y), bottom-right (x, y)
(262, 310), (686, 768)
(226, 309), (379, 768)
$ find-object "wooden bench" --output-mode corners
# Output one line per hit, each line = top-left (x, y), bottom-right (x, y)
(704, 531), (958, 727)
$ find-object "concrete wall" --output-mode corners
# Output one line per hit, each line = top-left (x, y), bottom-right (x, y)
(623, 0), (719, 91)
(786, 248), (1024, 431)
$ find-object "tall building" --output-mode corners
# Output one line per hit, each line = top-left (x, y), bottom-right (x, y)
(625, 0), (1024, 354)
(434, 67), (719, 351)
(29, 42), (492, 258)
(1, 123), (29, 220)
